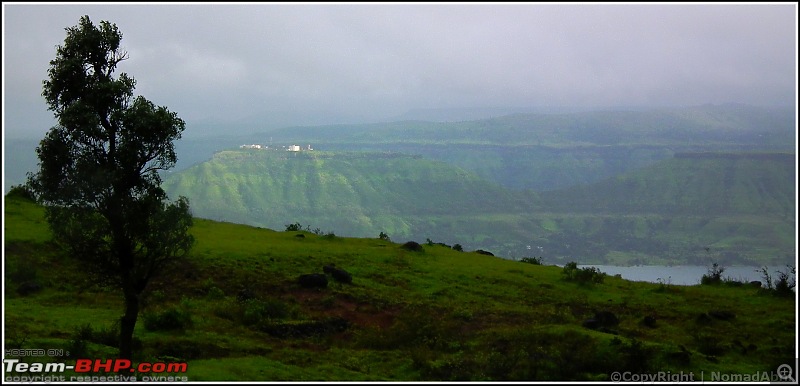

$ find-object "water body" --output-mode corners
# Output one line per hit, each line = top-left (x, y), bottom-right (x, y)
(577, 265), (796, 287)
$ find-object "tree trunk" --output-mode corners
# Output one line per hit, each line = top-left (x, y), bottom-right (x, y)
(119, 288), (139, 360)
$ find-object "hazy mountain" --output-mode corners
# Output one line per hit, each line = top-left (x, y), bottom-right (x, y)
(163, 148), (795, 266)
(263, 104), (795, 148)
(539, 152), (796, 216)
(162, 149), (533, 240)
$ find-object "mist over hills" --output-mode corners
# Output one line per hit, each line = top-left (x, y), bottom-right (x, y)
(253, 103), (795, 191)
(6, 104), (796, 266)
(162, 150), (534, 240)
(539, 153), (796, 217)
(262, 104), (794, 148)
(163, 147), (795, 266)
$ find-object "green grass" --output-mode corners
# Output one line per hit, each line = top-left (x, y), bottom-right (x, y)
(4, 195), (797, 381)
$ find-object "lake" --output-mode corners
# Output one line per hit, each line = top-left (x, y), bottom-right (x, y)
(577, 265), (796, 287)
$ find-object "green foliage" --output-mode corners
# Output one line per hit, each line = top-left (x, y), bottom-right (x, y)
(519, 256), (543, 265)
(241, 298), (290, 326)
(356, 303), (461, 352)
(4, 194), (798, 381)
(401, 241), (424, 252)
(379, 231), (391, 241)
(701, 262), (725, 285)
(773, 265), (796, 297)
(5, 184), (37, 202)
(28, 15), (194, 359)
(143, 306), (193, 332)
(285, 222), (303, 232)
(210, 297), (293, 327)
(162, 147), (794, 267)
(5, 258), (39, 284)
(759, 265), (796, 298)
(205, 286), (225, 300)
(452, 244), (463, 252)
(562, 262), (605, 285)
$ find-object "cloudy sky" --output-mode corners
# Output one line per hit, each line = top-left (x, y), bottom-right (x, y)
(2, 2), (797, 139)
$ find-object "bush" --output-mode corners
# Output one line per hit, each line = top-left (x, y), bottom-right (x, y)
(206, 286), (225, 300)
(452, 244), (463, 252)
(241, 298), (290, 326)
(379, 232), (391, 241)
(143, 307), (193, 331)
(94, 322), (121, 348)
(64, 324), (93, 359)
(519, 256), (543, 265)
(562, 262), (605, 285)
(401, 241), (424, 252)
(701, 262), (724, 285)
(6, 184), (37, 201)
(6, 259), (39, 284)
(759, 265), (796, 298)
(773, 265), (796, 297)
(285, 222), (303, 232)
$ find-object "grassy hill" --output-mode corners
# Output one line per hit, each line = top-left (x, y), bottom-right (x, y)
(162, 148), (795, 266)
(4, 194), (796, 381)
(539, 153), (796, 216)
(162, 149), (533, 241)
(252, 104), (794, 192)
(531, 153), (796, 266)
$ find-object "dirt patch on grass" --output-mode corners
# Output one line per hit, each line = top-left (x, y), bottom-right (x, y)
(289, 289), (399, 330)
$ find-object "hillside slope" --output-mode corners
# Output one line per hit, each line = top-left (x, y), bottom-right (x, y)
(162, 149), (533, 238)
(162, 148), (795, 266)
(538, 153), (796, 216)
(3, 194), (796, 381)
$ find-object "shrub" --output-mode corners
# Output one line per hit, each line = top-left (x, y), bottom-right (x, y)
(519, 256), (543, 265)
(759, 265), (796, 298)
(6, 184), (37, 201)
(401, 241), (424, 252)
(615, 338), (656, 373)
(773, 265), (796, 297)
(379, 232), (391, 241)
(6, 260), (39, 284)
(285, 222), (303, 232)
(452, 244), (463, 252)
(701, 262), (724, 285)
(241, 298), (290, 326)
(64, 324), (94, 359)
(562, 262), (605, 285)
(206, 286), (225, 300)
(94, 322), (121, 348)
(143, 306), (193, 331)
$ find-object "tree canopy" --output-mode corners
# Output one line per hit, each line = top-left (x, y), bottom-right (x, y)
(28, 15), (194, 359)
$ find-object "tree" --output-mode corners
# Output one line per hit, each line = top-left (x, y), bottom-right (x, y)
(27, 15), (194, 359)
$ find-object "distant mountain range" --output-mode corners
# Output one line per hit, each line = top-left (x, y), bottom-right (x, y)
(163, 148), (795, 266)
(6, 104), (796, 266)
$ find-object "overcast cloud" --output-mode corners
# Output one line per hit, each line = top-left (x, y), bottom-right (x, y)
(2, 2), (797, 139)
